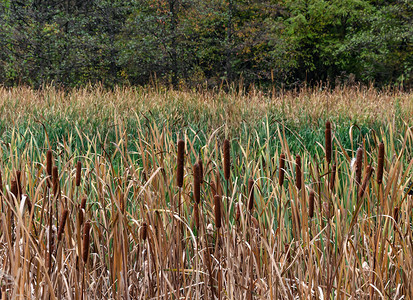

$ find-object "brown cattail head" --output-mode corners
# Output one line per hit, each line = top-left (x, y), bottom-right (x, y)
(57, 209), (69, 241)
(295, 155), (302, 190)
(223, 139), (230, 180)
(79, 197), (87, 226)
(177, 139), (185, 188)
(76, 160), (82, 186)
(355, 148), (363, 185)
(377, 142), (385, 184)
(309, 190), (315, 219)
(358, 165), (373, 199)
(329, 164), (336, 191)
(15, 170), (22, 196)
(0, 169), (3, 193)
(197, 158), (203, 185)
(214, 194), (222, 228)
(325, 121), (332, 164)
(82, 221), (91, 263)
(119, 192), (125, 213)
(279, 153), (285, 187)
(26, 195), (33, 213)
(52, 166), (59, 195)
(248, 178), (254, 211)
(393, 207), (399, 229)
(46, 150), (53, 187)
(194, 203), (200, 230)
(10, 179), (18, 199)
(235, 202), (240, 222)
(141, 222), (147, 241)
(193, 163), (201, 204)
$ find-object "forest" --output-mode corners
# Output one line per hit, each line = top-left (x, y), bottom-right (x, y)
(0, 0), (412, 89)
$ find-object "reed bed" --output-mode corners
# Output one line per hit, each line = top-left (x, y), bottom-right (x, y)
(0, 86), (412, 299)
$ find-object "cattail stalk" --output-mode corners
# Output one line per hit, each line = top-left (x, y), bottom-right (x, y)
(377, 142), (384, 184)
(329, 164), (336, 191)
(295, 155), (302, 190)
(52, 166), (59, 196)
(279, 153), (285, 187)
(325, 121), (332, 164)
(76, 160), (82, 187)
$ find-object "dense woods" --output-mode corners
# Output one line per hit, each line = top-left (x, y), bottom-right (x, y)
(0, 0), (412, 88)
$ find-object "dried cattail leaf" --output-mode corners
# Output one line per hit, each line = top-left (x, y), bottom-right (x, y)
(177, 139), (185, 188)
(57, 209), (69, 241)
(295, 155), (302, 190)
(76, 160), (82, 187)
(355, 148), (363, 185)
(309, 190), (315, 219)
(325, 121), (332, 164)
(223, 139), (230, 180)
(279, 153), (285, 187)
(193, 163), (201, 204)
(377, 142), (384, 184)
(82, 221), (91, 263)
(214, 195), (222, 229)
(248, 178), (254, 211)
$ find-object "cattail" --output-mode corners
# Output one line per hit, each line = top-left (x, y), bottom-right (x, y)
(52, 166), (59, 195)
(235, 202), (240, 222)
(248, 178), (254, 211)
(76, 160), (82, 186)
(309, 190), (315, 219)
(377, 142), (384, 184)
(193, 163), (200, 204)
(358, 165), (373, 199)
(141, 222), (147, 241)
(177, 139), (185, 188)
(279, 153), (285, 187)
(119, 192), (125, 213)
(355, 148), (363, 185)
(223, 139), (230, 180)
(194, 203), (200, 230)
(79, 197), (87, 226)
(46, 150), (53, 187)
(57, 209), (69, 241)
(329, 164), (336, 191)
(295, 155), (302, 190)
(26, 195), (33, 213)
(16, 170), (22, 197)
(10, 179), (18, 199)
(197, 158), (203, 185)
(0, 169), (3, 193)
(82, 220), (91, 263)
(214, 195), (222, 228)
(393, 207), (399, 229)
(325, 121), (332, 164)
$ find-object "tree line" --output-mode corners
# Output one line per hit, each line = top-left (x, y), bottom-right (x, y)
(0, 0), (412, 89)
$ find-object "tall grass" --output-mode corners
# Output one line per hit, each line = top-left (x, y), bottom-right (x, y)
(0, 86), (412, 298)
